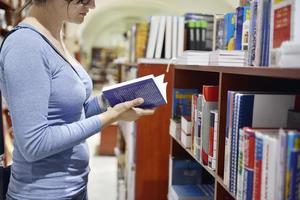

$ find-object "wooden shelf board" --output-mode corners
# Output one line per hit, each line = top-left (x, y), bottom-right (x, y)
(216, 176), (236, 199)
(171, 135), (216, 178)
(175, 65), (300, 79)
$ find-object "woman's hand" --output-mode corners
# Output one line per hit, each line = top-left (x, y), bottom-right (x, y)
(99, 98), (155, 127)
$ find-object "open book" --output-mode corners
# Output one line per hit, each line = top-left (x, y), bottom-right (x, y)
(102, 74), (168, 109)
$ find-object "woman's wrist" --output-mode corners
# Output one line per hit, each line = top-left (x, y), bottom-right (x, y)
(98, 108), (119, 128)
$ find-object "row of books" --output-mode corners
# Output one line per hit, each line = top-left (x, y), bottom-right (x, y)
(236, 128), (300, 200)
(223, 91), (300, 197)
(168, 156), (214, 200)
(169, 86), (219, 171)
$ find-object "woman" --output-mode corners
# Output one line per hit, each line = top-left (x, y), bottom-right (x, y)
(0, 0), (154, 199)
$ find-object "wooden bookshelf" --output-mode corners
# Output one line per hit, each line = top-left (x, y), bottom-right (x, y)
(171, 65), (300, 200)
(134, 63), (174, 200)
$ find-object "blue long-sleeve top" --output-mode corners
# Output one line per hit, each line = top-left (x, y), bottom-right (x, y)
(0, 23), (106, 199)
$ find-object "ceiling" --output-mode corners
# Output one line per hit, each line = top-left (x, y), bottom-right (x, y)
(66, 0), (237, 56)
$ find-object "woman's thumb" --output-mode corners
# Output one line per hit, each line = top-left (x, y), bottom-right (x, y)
(128, 98), (144, 108)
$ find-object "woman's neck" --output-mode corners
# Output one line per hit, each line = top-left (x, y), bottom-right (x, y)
(26, 4), (64, 40)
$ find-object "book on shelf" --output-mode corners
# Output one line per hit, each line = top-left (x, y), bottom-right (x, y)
(235, 6), (250, 50)
(175, 50), (210, 65)
(172, 88), (199, 120)
(247, 0), (258, 66)
(170, 118), (181, 140)
(172, 16), (178, 59)
(193, 94), (203, 160)
(165, 16), (173, 59)
(209, 50), (247, 67)
(234, 128), (300, 200)
(169, 184), (214, 200)
(269, 0), (300, 66)
(208, 110), (218, 170)
(146, 16), (160, 59)
(102, 74), (167, 109)
(200, 85), (219, 166)
(212, 14), (225, 51)
(223, 12), (236, 51)
(223, 91), (300, 195)
(181, 116), (192, 149)
(154, 16), (166, 59)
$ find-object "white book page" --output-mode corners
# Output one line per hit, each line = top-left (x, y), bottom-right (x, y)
(103, 74), (154, 91)
(153, 74), (167, 103)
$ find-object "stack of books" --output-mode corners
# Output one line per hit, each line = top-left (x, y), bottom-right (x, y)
(209, 50), (247, 67)
(175, 50), (210, 65)
(275, 41), (300, 68)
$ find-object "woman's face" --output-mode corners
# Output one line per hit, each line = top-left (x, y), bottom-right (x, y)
(53, 0), (95, 24)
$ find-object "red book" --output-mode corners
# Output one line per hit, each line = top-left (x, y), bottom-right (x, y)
(200, 85), (219, 165)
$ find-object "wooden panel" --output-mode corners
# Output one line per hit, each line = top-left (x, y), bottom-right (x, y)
(135, 63), (173, 200)
(98, 124), (118, 156)
(174, 68), (219, 89)
(175, 65), (300, 79)
(216, 182), (235, 200)
(217, 73), (300, 178)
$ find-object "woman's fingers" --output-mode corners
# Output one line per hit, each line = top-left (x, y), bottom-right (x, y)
(132, 108), (155, 116)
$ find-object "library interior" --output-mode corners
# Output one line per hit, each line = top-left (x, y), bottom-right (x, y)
(0, 0), (300, 200)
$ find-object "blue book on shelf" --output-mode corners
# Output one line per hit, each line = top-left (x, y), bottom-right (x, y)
(223, 13), (235, 50)
(229, 93), (298, 194)
(247, 0), (258, 66)
(171, 185), (213, 200)
(172, 88), (199, 120)
(102, 74), (167, 109)
(286, 132), (300, 200)
(289, 149), (300, 200)
(171, 158), (203, 185)
(235, 6), (250, 50)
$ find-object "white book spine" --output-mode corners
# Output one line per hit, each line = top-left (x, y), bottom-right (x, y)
(146, 16), (160, 58)
(165, 16), (173, 59)
(172, 16), (178, 59)
(155, 16), (166, 59)
(177, 16), (185, 57)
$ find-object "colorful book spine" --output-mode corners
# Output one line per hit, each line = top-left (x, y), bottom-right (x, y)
(243, 128), (256, 200)
(195, 95), (203, 161)
(224, 91), (236, 187)
(191, 94), (198, 153)
(200, 85), (219, 165)
(224, 13), (236, 51)
(253, 132), (264, 200)
(208, 110), (218, 170)
(285, 132), (300, 200)
(247, 0), (258, 66)
(235, 6), (250, 50)
(236, 129), (245, 200)
(172, 88), (199, 120)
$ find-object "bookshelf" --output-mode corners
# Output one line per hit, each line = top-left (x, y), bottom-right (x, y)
(171, 64), (300, 200)
(133, 62), (174, 200)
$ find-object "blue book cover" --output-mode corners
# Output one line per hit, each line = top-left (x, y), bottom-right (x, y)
(235, 6), (250, 50)
(259, 0), (271, 66)
(289, 150), (300, 200)
(247, 0), (258, 66)
(172, 88), (199, 120)
(230, 94), (254, 194)
(286, 132), (300, 200)
(172, 185), (213, 200)
(171, 158), (203, 185)
(224, 13), (236, 50)
(102, 74), (167, 109)
(243, 167), (254, 200)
